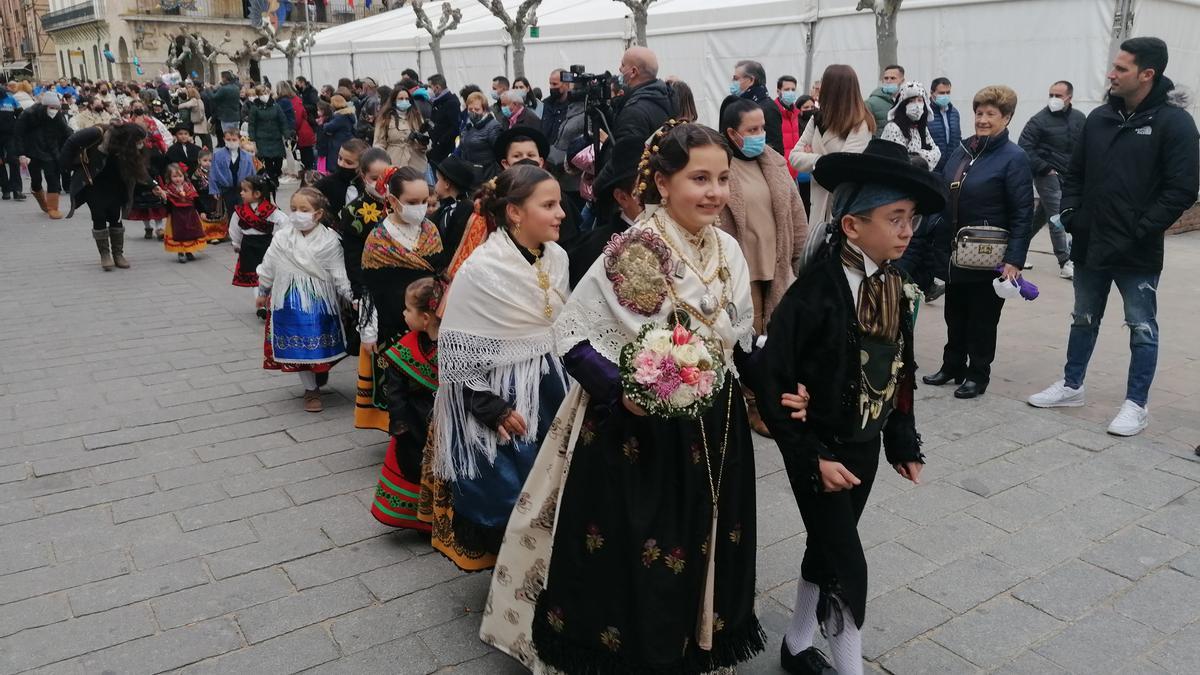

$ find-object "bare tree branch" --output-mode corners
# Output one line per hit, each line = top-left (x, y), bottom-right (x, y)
(615, 0), (658, 46)
(477, 0), (541, 78)
(412, 0), (463, 75)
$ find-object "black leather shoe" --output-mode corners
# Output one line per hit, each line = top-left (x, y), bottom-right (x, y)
(781, 641), (838, 674)
(923, 369), (965, 386)
(954, 380), (987, 399)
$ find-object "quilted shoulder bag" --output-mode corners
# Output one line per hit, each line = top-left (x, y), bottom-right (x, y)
(947, 154), (1009, 271)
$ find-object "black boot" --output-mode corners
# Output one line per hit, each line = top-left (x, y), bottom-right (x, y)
(2, 192), (9, 200)
(13, 192), (26, 201)
(954, 380), (987, 399)
(923, 369), (965, 386)
(781, 641), (838, 674)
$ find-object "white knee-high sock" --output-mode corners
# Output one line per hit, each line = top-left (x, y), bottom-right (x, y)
(827, 604), (863, 675)
(298, 371), (318, 390)
(784, 579), (821, 654)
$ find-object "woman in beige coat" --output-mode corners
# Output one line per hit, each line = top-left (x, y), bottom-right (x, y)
(373, 88), (428, 174)
(788, 64), (874, 268)
(719, 96), (808, 436)
(176, 85), (210, 148)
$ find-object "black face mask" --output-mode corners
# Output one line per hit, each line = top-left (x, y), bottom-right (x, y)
(336, 165), (356, 179)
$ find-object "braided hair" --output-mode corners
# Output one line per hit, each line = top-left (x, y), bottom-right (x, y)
(633, 120), (731, 206)
(475, 164), (556, 234)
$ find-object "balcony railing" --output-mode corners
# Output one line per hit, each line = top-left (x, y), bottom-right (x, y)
(126, 0), (380, 25)
(40, 0), (102, 32)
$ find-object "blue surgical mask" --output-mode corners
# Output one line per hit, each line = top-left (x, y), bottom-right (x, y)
(729, 82), (743, 97)
(396, 100), (412, 112)
(489, 90), (500, 101)
(501, 105), (512, 118)
(934, 94), (951, 108)
(780, 90), (799, 106)
(740, 133), (766, 158)
(881, 83), (899, 95)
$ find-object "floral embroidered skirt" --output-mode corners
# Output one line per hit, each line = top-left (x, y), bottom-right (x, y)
(418, 423), (497, 572)
(371, 436), (433, 532)
(354, 346), (389, 432)
(529, 380), (764, 674)
(263, 286), (346, 367)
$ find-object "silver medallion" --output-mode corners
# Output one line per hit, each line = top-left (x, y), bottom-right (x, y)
(726, 302), (737, 323)
(699, 294), (718, 316)
(673, 260), (687, 279)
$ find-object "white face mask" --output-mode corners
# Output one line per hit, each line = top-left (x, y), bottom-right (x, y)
(290, 211), (318, 232)
(258, 95), (269, 103)
(905, 102), (924, 121)
(399, 203), (426, 226)
(1047, 97), (1066, 113)
(46, 109), (59, 118)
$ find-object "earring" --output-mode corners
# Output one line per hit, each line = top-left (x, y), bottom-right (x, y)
(661, 196), (669, 208)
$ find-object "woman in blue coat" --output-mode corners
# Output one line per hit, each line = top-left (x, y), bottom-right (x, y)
(926, 85), (1033, 399)
(319, 94), (356, 172)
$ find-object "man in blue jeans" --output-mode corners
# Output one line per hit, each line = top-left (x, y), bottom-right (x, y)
(1028, 37), (1199, 436)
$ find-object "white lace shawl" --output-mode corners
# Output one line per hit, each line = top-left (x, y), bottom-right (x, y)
(433, 229), (570, 480)
(256, 224), (352, 314)
(556, 211), (755, 378)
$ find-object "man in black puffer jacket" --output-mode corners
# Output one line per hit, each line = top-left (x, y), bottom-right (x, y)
(593, 46), (675, 200)
(1028, 37), (1199, 438)
(15, 92), (72, 218)
(1018, 80), (1086, 276)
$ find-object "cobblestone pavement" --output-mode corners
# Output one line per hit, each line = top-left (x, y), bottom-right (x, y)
(2, 193), (1198, 675)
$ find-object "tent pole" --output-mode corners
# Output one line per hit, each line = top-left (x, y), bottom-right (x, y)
(803, 20), (816, 92)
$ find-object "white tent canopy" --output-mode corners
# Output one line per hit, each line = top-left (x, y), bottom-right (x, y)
(262, 0), (1200, 133)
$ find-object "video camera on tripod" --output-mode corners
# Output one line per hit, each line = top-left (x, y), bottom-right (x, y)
(560, 64), (614, 105)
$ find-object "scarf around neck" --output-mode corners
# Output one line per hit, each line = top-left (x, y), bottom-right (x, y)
(841, 243), (903, 341)
(235, 201), (278, 233)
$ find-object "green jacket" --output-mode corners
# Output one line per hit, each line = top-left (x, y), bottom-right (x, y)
(865, 86), (895, 138)
(212, 81), (242, 126)
(247, 99), (288, 158)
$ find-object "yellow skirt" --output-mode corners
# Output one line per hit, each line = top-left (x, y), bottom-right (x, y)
(353, 346), (389, 432)
(418, 422), (497, 572)
(163, 216), (208, 254)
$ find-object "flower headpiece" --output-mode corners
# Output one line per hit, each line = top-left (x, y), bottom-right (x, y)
(633, 118), (688, 200)
(374, 165), (400, 201)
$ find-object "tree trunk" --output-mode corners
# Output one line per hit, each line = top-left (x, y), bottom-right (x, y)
(430, 36), (445, 78)
(511, 29), (526, 79)
(633, 7), (647, 46)
(286, 54), (296, 81)
(875, 8), (899, 75)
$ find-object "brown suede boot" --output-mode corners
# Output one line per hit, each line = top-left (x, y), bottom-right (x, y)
(109, 226), (130, 268)
(44, 192), (63, 219)
(743, 386), (772, 438)
(92, 229), (114, 271)
(31, 190), (48, 213)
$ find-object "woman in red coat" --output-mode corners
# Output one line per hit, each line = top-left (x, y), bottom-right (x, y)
(278, 81), (316, 172)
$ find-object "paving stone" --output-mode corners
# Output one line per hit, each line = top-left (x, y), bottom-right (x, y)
(0, 594), (72, 639)
(220, 458), (331, 497)
(1103, 469), (1197, 510)
(67, 558), (210, 616)
(329, 577), (482, 655)
(929, 596), (1064, 669)
(178, 624), (339, 675)
(1080, 525), (1191, 580)
(236, 577), (375, 644)
(1033, 608), (1163, 673)
(1011, 559), (1131, 621)
(0, 604), (157, 674)
(1145, 621), (1200, 673)
(91, 448), (200, 484)
(154, 454), (264, 491)
(20, 417), (121, 447)
(1137, 497), (1200, 545)
(878, 638), (982, 674)
(32, 476), (158, 515)
(283, 533), (412, 589)
(130, 520), (259, 569)
(1170, 548), (1200, 577)
(878, 482), (980, 526)
(252, 493), (390, 547)
(50, 513), (181, 563)
(176, 406), (271, 434)
(175, 488), (293, 531)
(922, 429), (1020, 466)
(0, 465), (91, 504)
(151, 568), (295, 629)
(964, 484), (1069, 533)
(994, 411), (1072, 445)
(861, 587), (953, 660)
(1026, 459), (1125, 506)
(0, 548), (131, 605)
(320, 444), (387, 474)
(417, 612), (495, 666)
(909, 553), (1027, 613)
(1112, 567), (1200, 633)
(992, 650), (1071, 675)
(441, 651), (528, 675)
(82, 421), (181, 450)
(193, 431), (295, 462)
(285, 466), (378, 505)
(255, 435), (357, 468)
(856, 505), (917, 550)
(896, 512), (1007, 566)
(110, 482), (227, 524)
(31, 617), (243, 675)
(358, 551), (464, 602)
(30, 444), (142, 478)
(864, 542), (938, 600)
(1050, 492), (1151, 539)
(0, 500), (37, 528)
(308, 634), (439, 675)
(205, 528), (333, 580)
(1057, 427), (1118, 452)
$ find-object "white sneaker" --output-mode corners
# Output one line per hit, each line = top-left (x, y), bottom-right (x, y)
(1107, 400), (1149, 436)
(1060, 260), (1075, 279)
(1028, 380), (1086, 408)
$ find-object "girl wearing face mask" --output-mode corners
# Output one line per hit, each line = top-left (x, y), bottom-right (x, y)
(373, 88), (429, 174)
(356, 167), (447, 430)
(257, 187), (353, 413)
(879, 81), (941, 171)
(717, 96), (809, 436)
(247, 85), (288, 199)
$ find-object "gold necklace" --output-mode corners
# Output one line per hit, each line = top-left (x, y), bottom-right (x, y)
(527, 245), (553, 320)
(653, 214), (731, 319)
(652, 213), (723, 286)
(695, 384), (734, 651)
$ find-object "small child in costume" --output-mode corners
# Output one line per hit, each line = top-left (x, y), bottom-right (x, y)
(162, 163), (207, 263)
(191, 151), (228, 243)
(370, 276), (444, 530)
(230, 175), (288, 311)
(256, 187), (353, 413)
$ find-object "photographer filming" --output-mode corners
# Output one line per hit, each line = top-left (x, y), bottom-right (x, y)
(593, 46), (674, 203)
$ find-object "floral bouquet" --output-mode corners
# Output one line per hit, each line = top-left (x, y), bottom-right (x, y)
(618, 322), (727, 419)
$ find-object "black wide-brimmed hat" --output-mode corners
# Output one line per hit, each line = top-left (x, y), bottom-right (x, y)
(493, 125), (550, 163)
(592, 136), (643, 198)
(813, 138), (948, 215)
(433, 156), (479, 193)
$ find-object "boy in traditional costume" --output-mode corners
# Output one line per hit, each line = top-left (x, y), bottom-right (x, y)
(754, 139), (946, 675)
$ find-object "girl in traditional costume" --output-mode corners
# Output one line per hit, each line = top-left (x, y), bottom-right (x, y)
(430, 164), (570, 572)
(230, 175), (287, 310)
(161, 163), (207, 263)
(370, 276), (445, 531)
(481, 123), (765, 673)
(355, 166), (446, 431)
(256, 187), (353, 413)
(191, 150), (228, 243)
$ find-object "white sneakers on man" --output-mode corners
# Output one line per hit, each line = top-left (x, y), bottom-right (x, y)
(1028, 381), (1086, 408)
(1107, 400), (1149, 436)
(1060, 260), (1075, 280)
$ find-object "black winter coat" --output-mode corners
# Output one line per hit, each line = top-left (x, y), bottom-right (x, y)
(14, 104), (72, 162)
(1062, 77), (1200, 273)
(1018, 105), (1086, 177)
(429, 92), (461, 163)
(741, 84), (784, 156)
(934, 129), (1034, 283)
(59, 126), (136, 217)
(747, 248), (922, 492)
(593, 79), (675, 197)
